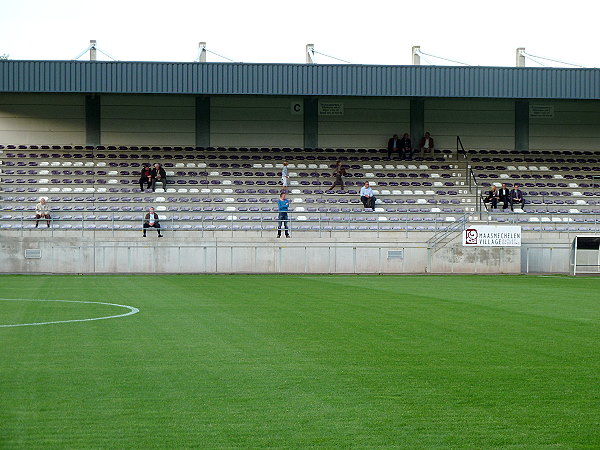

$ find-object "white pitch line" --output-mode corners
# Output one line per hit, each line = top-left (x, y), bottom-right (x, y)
(0, 298), (139, 328)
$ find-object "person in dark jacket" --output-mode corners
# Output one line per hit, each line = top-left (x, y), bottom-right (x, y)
(511, 183), (525, 210)
(419, 132), (434, 153)
(498, 183), (511, 210)
(387, 134), (400, 160)
(483, 185), (499, 209)
(143, 207), (163, 237)
(139, 164), (152, 191)
(151, 163), (167, 192)
(400, 133), (413, 159)
(328, 160), (347, 191)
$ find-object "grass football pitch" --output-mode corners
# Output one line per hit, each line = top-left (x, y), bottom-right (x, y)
(1, 274), (599, 448)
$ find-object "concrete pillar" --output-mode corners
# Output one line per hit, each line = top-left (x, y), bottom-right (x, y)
(195, 96), (210, 147)
(85, 95), (101, 146)
(197, 42), (206, 62)
(90, 40), (97, 61)
(306, 44), (315, 64)
(304, 97), (318, 148)
(516, 47), (526, 67)
(412, 46), (421, 65)
(515, 99), (529, 152)
(410, 97), (424, 149)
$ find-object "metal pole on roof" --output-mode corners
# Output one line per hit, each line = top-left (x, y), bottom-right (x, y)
(90, 40), (97, 61)
(306, 44), (315, 64)
(412, 46), (420, 65)
(516, 47), (526, 67)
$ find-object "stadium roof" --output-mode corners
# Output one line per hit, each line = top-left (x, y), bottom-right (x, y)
(1, 60), (599, 100)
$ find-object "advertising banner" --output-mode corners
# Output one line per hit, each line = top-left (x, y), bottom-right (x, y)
(463, 225), (522, 247)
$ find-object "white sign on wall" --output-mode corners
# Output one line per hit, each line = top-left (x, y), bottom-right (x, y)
(529, 105), (554, 119)
(462, 225), (522, 247)
(319, 102), (344, 116)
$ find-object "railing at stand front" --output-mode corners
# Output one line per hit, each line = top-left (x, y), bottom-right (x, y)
(2, 211), (599, 238)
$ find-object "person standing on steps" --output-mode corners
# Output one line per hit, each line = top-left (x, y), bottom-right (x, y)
(328, 160), (347, 192)
(277, 192), (290, 238)
(280, 161), (289, 193)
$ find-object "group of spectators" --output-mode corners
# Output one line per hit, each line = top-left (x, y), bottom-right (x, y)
(30, 142), (524, 238)
(138, 163), (168, 192)
(387, 132), (435, 160)
(483, 183), (525, 211)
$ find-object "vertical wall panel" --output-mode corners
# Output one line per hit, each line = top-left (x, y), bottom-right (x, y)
(318, 97), (410, 148)
(0, 93), (85, 144)
(211, 95), (303, 147)
(529, 100), (600, 150)
(425, 98), (514, 150)
(101, 94), (195, 145)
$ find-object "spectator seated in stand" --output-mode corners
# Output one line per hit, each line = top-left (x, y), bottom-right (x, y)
(143, 206), (163, 237)
(139, 164), (152, 191)
(360, 181), (376, 209)
(483, 185), (499, 210)
(400, 133), (413, 160)
(498, 183), (511, 210)
(151, 163), (167, 192)
(419, 132), (434, 153)
(387, 134), (400, 160)
(35, 197), (51, 227)
(511, 183), (525, 211)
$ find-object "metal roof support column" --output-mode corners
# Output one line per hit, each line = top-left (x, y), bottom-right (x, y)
(304, 97), (318, 149)
(195, 96), (210, 147)
(85, 94), (101, 146)
(410, 97), (424, 151)
(515, 99), (529, 152)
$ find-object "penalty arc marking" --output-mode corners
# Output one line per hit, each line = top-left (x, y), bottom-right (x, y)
(0, 298), (140, 328)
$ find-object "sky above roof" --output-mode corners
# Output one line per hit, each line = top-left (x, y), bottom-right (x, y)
(0, 0), (597, 68)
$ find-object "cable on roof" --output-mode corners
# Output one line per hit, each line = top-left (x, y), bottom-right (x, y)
(311, 49), (352, 64)
(204, 48), (236, 62)
(520, 50), (585, 68)
(416, 49), (470, 66)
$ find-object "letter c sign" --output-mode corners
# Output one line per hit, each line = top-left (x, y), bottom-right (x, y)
(291, 102), (303, 115)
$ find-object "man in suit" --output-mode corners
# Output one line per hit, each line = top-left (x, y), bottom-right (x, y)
(143, 207), (163, 237)
(387, 134), (400, 160)
(400, 133), (413, 159)
(511, 183), (525, 211)
(498, 183), (511, 210)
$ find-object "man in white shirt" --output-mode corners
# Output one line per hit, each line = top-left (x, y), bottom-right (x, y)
(143, 207), (163, 237)
(360, 181), (376, 209)
(281, 161), (289, 192)
(35, 197), (51, 228)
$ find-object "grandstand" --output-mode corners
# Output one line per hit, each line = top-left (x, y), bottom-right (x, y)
(1, 61), (599, 273)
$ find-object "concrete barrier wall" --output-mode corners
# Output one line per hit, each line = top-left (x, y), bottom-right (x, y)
(1, 230), (586, 274)
(0, 232), (540, 274)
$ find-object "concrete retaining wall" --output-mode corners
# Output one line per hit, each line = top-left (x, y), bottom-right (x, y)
(0, 231), (559, 274)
